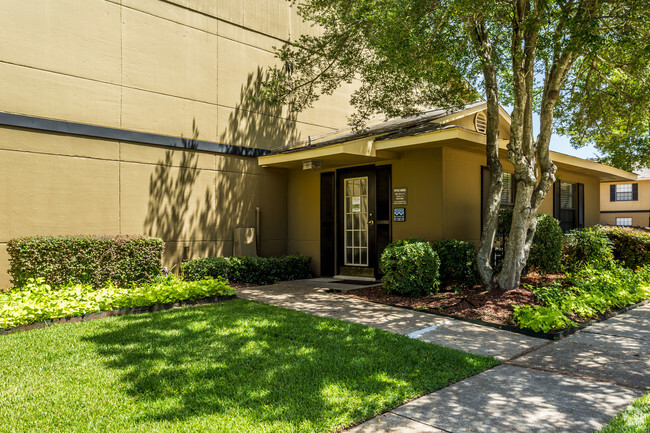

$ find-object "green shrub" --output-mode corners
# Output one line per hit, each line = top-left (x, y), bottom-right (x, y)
(181, 256), (230, 281)
(513, 265), (650, 332)
(7, 235), (164, 289)
(380, 239), (440, 297)
(431, 239), (479, 286)
(512, 305), (577, 333)
(494, 209), (563, 274)
(528, 214), (563, 274)
(0, 276), (236, 329)
(599, 225), (650, 269)
(563, 227), (615, 272)
(181, 255), (312, 285)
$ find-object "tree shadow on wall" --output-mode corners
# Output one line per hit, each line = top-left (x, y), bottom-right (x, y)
(220, 67), (301, 149)
(142, 121), (215, 264)
(143, 70), (296, 266)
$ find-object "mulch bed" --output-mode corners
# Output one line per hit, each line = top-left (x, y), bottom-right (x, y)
(343, 274), (566, 328)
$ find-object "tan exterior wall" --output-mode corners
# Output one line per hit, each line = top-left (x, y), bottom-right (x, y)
(0, 0), (362, 287)
(389, 149), (444, 242)
(284, 144), (604, 275)
(286, 170), (321, 275)
(0, 129), (288, 289)
(0, 0), (355, 148)
(600, 179), (650, 227)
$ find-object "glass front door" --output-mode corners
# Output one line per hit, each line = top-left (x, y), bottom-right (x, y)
(343, 177), (369, 266)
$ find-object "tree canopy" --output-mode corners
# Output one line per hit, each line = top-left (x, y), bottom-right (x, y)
(259, 0), (650, 289)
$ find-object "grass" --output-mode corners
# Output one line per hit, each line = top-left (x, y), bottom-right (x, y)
(600, 391), (650, 433)
(0, 299), (498, 433)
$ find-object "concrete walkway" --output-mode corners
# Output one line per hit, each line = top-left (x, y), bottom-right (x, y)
(238, 279), (649, 432)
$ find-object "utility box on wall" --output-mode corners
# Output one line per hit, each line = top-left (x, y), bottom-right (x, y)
(233, 228), (258, 257)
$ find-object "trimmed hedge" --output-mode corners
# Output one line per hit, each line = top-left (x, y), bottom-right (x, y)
(380, 239), (440, 297)
(599, 225), (650, 269)
(431, 239), (479, 286)
(181, 255), (312, 285)
(7, 235), (164, 289)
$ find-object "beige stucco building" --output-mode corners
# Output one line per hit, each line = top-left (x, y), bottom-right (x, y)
(600, 169), (650, 228)
(0, 0), (637, 288)
(260, 104), (636, 278)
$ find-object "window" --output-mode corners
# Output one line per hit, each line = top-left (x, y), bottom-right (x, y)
(553, 180), (584, 232)
(610, 183), (638, 201)
(560, 182), (575, 210)
(616, 217), (633, 226)
(616, 184), (633, 201)
(501, 173), (514, 205)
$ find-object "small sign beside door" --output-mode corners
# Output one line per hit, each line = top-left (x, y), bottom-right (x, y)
(393, 208), (406, 222)
(393, 187), (408, 205)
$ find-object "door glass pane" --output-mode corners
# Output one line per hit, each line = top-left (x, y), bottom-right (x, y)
(344, 177), (369, 266)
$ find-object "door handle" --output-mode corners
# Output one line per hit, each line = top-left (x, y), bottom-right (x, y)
(368, 220), (374, 225)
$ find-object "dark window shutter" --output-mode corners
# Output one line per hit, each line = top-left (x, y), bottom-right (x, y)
(553, 181), (561, 219)
(577, 183), (585, 228)
(633, 183), (639, 201)
(610, 184), (616, 201)
(320, 172), (336, 276)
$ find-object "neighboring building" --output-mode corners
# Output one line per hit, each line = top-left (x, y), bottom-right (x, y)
(0, 1), (637, 287)
(600, 169), (650, 228)
(259, 104), (635, 278)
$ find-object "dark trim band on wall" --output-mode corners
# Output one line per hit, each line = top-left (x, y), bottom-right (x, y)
(600, 210), (650, 214)
(0, 111), (271, 157)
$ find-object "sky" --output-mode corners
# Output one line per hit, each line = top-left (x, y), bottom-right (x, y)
(548, 129), (601, 160)
(509, 107), (603, 161)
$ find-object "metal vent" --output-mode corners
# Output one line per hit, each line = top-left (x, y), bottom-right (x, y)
(474, 112), (487, 133)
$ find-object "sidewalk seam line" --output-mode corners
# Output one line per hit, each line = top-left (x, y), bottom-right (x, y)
(388, 411), (454, 433)
(505, 361), (647, 391)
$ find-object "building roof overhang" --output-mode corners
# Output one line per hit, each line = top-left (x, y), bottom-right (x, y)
(258, 104), (637, 183)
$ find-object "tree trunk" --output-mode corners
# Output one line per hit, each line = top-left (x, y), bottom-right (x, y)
(470, 21), (503, 289)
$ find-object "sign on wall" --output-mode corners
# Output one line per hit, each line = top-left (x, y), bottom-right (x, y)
(393, 208), (406, 222)
(393, 187), (408, 205)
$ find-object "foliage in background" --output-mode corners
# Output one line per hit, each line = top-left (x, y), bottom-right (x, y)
(380, 239), (440, 297)
(599, 225), (650, 270)
(431, 239), (479, 286)
(7, 235), (163, 289)
(181, 255), (312, 285)
(513, 265), (650, 332)
(527, 214), (564, 274)
(563, 227), (615, 273)
(0, 276), (235, 329)
(494, 209), (563, 274)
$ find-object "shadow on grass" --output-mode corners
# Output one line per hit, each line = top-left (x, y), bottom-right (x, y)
(82, 300), (494, 430)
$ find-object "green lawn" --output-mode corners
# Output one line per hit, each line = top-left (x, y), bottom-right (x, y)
(600, 391), (650, 433)
(0, 299), (497, 433)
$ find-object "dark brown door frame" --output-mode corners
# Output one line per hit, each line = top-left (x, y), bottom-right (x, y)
(320, 164), (392, 278)
(336, 165), (378, 277)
